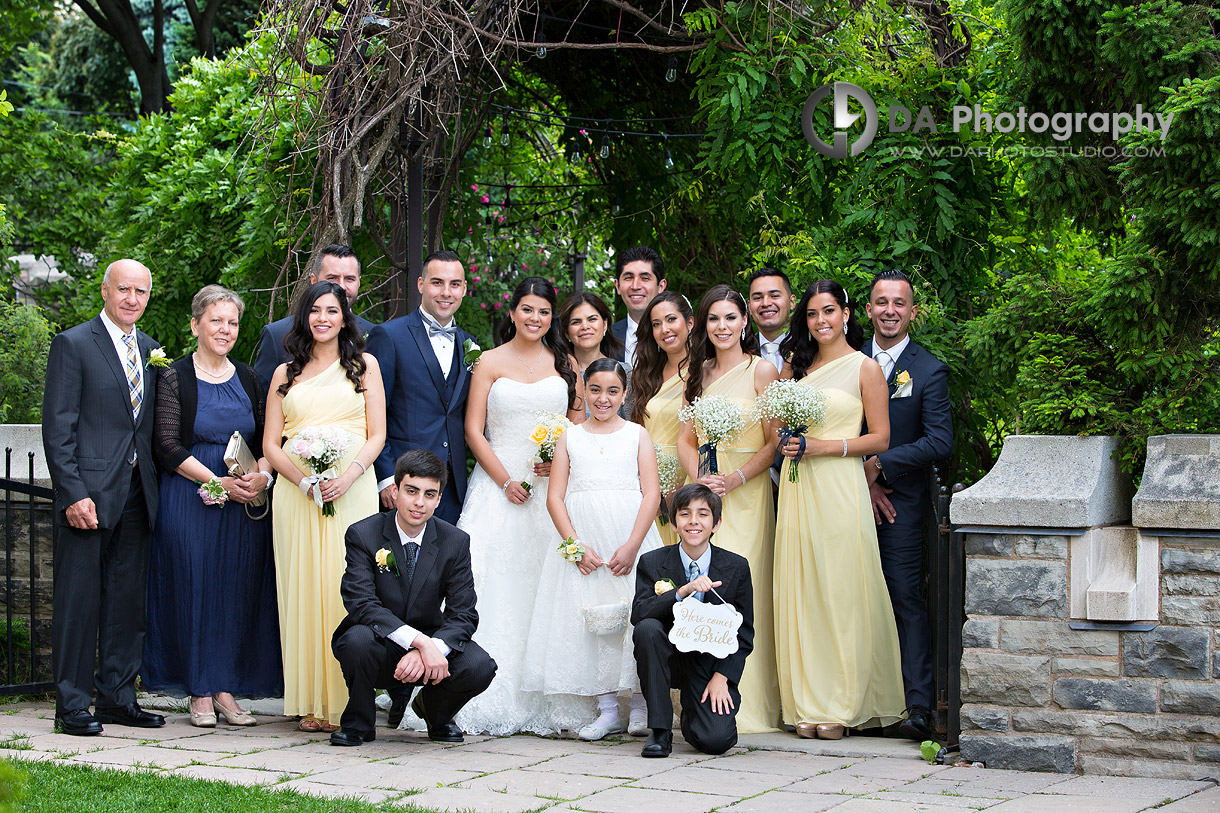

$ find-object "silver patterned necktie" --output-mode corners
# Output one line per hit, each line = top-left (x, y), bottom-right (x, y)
(876, 350), (894, 381)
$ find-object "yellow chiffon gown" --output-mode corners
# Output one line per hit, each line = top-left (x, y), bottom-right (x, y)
(272, 360), (378, 725)
(700, 357), (779, 734)
(643, 373), (684, 547)
(775, 352), (905, 729)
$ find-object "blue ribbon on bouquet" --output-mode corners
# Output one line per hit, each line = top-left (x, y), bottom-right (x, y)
(697, 442), (719, 476)
(778, 425), (808, 463)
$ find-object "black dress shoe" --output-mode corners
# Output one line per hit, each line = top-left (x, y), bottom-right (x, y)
(641, 728), (672, 758)
(94, 703), (165, 728)
(411, 693), (463, 742)
(387, 693), (408, 728)
(899, 705), (935, 742)
(55, 709), (103, 736)
(330, 728), (375, 747)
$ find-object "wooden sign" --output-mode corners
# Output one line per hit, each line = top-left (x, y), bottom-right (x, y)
(668, 596), (742, 658)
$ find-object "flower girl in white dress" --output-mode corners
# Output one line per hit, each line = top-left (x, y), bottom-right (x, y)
(523, 358), (664, 740)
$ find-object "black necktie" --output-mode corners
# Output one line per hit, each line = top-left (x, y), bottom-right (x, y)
(404, 542), (419, 585)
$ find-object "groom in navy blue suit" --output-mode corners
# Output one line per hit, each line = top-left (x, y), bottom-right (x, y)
(367, 251), (473, 526)
(861, 269), (953, 742)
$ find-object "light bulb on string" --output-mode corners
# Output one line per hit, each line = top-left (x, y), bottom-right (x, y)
(664, 148), (674, 169)
(666, 57), (679, 83)
(483, 127), (493, 148)
(600, 136), (611, 158)
(500, 129), (510, 147)
(570, 146), (581, 165)
(536, 46), (547, 59)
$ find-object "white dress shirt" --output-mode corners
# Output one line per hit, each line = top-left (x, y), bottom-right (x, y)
(871, 334), (910, 381)
(677, 545), (713, 602)
(624, 316), (640, 369)
(99, 309), (143, 409)
(386, 519), (452, 657)
(758, 331), (786, 375)
(419, 309), (456, 379)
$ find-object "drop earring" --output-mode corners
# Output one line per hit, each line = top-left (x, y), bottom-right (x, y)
(843, 323), (848, 335)
(741, 325), (748, 342)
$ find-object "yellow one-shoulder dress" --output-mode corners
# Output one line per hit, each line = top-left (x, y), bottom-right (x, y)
(775, 352), (905, 729)
(272, 360), (378, 725)
(643, 373), (684, 547)
(699, 357), (779, 734)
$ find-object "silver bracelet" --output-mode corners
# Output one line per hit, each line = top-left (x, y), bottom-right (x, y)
(352, 459), (366, 474)
(502, 478), (512, 492)
(736, 468), (747, 487)
(842, 439), (848, 457)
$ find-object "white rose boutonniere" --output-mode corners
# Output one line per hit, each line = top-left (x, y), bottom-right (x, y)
(146, 348), (169, 368)
(892, 369), (913, 399)
(463, 338), (482, 369)
(375, 547), (399, 577)
(655, 578), (676, 596)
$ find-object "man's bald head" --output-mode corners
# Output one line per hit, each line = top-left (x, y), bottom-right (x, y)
(100, 259), (152, 331)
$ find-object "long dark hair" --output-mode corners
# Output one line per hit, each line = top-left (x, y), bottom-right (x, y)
(683, 284), (759, 405)
(780, 279), (865, 381)
(278, 280), (367, 396)
(630, 291), (692, 424)
(497, 276), (577, 409)
(559, 291), (624, 360)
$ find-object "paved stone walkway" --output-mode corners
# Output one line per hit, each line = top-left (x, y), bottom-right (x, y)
(1, 698), (1217, 812)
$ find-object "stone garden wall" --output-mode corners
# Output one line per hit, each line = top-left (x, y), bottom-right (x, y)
(953, 434), (1220, 780)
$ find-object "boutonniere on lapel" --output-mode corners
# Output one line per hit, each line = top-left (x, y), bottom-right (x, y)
(145, 348), (169, 368)
(654, 578), (676, 596)
(891, 369), (913, 399)
(375, 547), (399, 578)
(462, 338), (482, 369)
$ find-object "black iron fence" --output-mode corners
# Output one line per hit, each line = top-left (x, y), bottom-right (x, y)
(1, 447), (55, 696)
(928, 471), (966, 747)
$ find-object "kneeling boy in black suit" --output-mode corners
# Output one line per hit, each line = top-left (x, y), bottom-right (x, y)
(330, 450), (496, 746)
(631, 483), (754, 757)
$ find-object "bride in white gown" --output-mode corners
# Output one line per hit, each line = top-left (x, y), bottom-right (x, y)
(409, 277), (587, 736)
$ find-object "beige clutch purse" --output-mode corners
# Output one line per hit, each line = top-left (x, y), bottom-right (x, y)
(224, 431), (268, 511)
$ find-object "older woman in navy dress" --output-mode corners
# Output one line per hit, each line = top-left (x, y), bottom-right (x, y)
(144, 285), (282, 726)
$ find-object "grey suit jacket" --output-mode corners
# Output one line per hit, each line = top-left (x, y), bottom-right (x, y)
(42, 315), (161, 529)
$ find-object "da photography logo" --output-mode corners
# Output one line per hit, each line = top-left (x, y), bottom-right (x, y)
(801, 82), (878, 159)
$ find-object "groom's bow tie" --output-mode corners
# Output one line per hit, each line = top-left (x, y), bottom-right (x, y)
(426, 321), (457, 339)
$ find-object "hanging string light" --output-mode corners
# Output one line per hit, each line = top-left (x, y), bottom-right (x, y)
(536, 46), (547, 59)
(666, 57), (679, 83)
(500, 116), (511, 146)
(483, 127), (493, 148)
(600, 135), (611, 158)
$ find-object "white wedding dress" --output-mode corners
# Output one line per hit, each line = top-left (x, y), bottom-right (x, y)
(434, 375), (591, 736)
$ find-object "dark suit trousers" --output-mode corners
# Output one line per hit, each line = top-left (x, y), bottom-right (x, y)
(332, 625), (496, 736)
(633, 618), (740, 755)
(877, 522), (933, 709)
(435, 470), (463, 526)
(52, 467), (151, 714)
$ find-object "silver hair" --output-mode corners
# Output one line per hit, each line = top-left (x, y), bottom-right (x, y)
(191, 284), (245, 321)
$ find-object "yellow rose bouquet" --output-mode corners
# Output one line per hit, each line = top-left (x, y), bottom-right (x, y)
(522, 412), (572, 492)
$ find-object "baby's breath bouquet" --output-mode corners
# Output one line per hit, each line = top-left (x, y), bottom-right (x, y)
(523, 412), (571, 492)
(655, 448), (683, 525)
(678, 394), (746, 476)
(754, 379), (828, 483)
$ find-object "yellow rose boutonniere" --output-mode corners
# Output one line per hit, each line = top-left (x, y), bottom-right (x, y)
(375, 547), (399, 577)
(891, 369), (914, 398)
(655, 578), (676, 596)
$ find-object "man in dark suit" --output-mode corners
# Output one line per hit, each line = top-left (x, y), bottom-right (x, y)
(253, 244), (376, 393)
(42, 259), (166, 735)
(330, 450), (495, 746)
(862, 269), (953, 742)
(632, 484), (754, 758)
(610, 245), (666, 368)
(367, 251), (473, 526)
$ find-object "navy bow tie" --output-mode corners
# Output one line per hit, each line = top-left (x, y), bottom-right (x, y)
(426, 321), (457, 340)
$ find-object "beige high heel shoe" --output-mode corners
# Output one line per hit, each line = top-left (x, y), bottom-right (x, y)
(816, 723), (847, 740)
(189, 696), (217, 728)
(213, 697), (257, 726)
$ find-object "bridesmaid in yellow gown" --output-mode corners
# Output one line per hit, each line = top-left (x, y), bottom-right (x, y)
(629, 292), (694, 547)
(677, 284), (780, 734)
(775, 280), (904, 739)
(264, 281), (385, 732)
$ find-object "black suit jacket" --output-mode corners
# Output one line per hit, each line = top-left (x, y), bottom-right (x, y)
(611, 318), (629, 363)
(42, 315), (160, 528)
(862, 338), (953, 526)
(253, 313), (376, 397)
(333, 512), (478, 654)
(631, 544), (754, 685)
(366, 309), (473, 492)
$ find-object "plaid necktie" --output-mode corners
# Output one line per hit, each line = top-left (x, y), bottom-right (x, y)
(121, 333), (142, 419)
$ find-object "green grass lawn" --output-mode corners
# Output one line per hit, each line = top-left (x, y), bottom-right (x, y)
(0, 758), (454, 813)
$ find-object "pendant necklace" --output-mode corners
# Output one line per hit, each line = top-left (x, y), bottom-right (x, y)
(512, 343), (545, 375)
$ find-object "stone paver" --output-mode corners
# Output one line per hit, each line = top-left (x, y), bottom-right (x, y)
(2, 699), (1218, 812)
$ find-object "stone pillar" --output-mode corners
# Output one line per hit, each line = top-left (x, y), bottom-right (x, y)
(953, 434), (1220, 779)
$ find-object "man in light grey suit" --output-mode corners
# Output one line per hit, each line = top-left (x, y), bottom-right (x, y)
(42, 259), (166, 735)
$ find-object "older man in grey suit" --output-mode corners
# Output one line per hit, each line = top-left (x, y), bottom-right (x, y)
(42, 259), (166, 735)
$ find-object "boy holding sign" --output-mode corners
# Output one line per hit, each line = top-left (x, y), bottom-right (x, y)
(631, 484), (755, 757)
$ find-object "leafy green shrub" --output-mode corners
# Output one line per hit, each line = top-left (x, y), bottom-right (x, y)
(0, 301), (55, 423)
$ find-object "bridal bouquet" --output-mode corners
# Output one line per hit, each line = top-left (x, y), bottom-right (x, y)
(655, 448), (683, 525)
(523, 412), (571, 492)
(678, 395), (746, 476)
(289, 426), (351, 517)
(754, 379), (828, 483)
